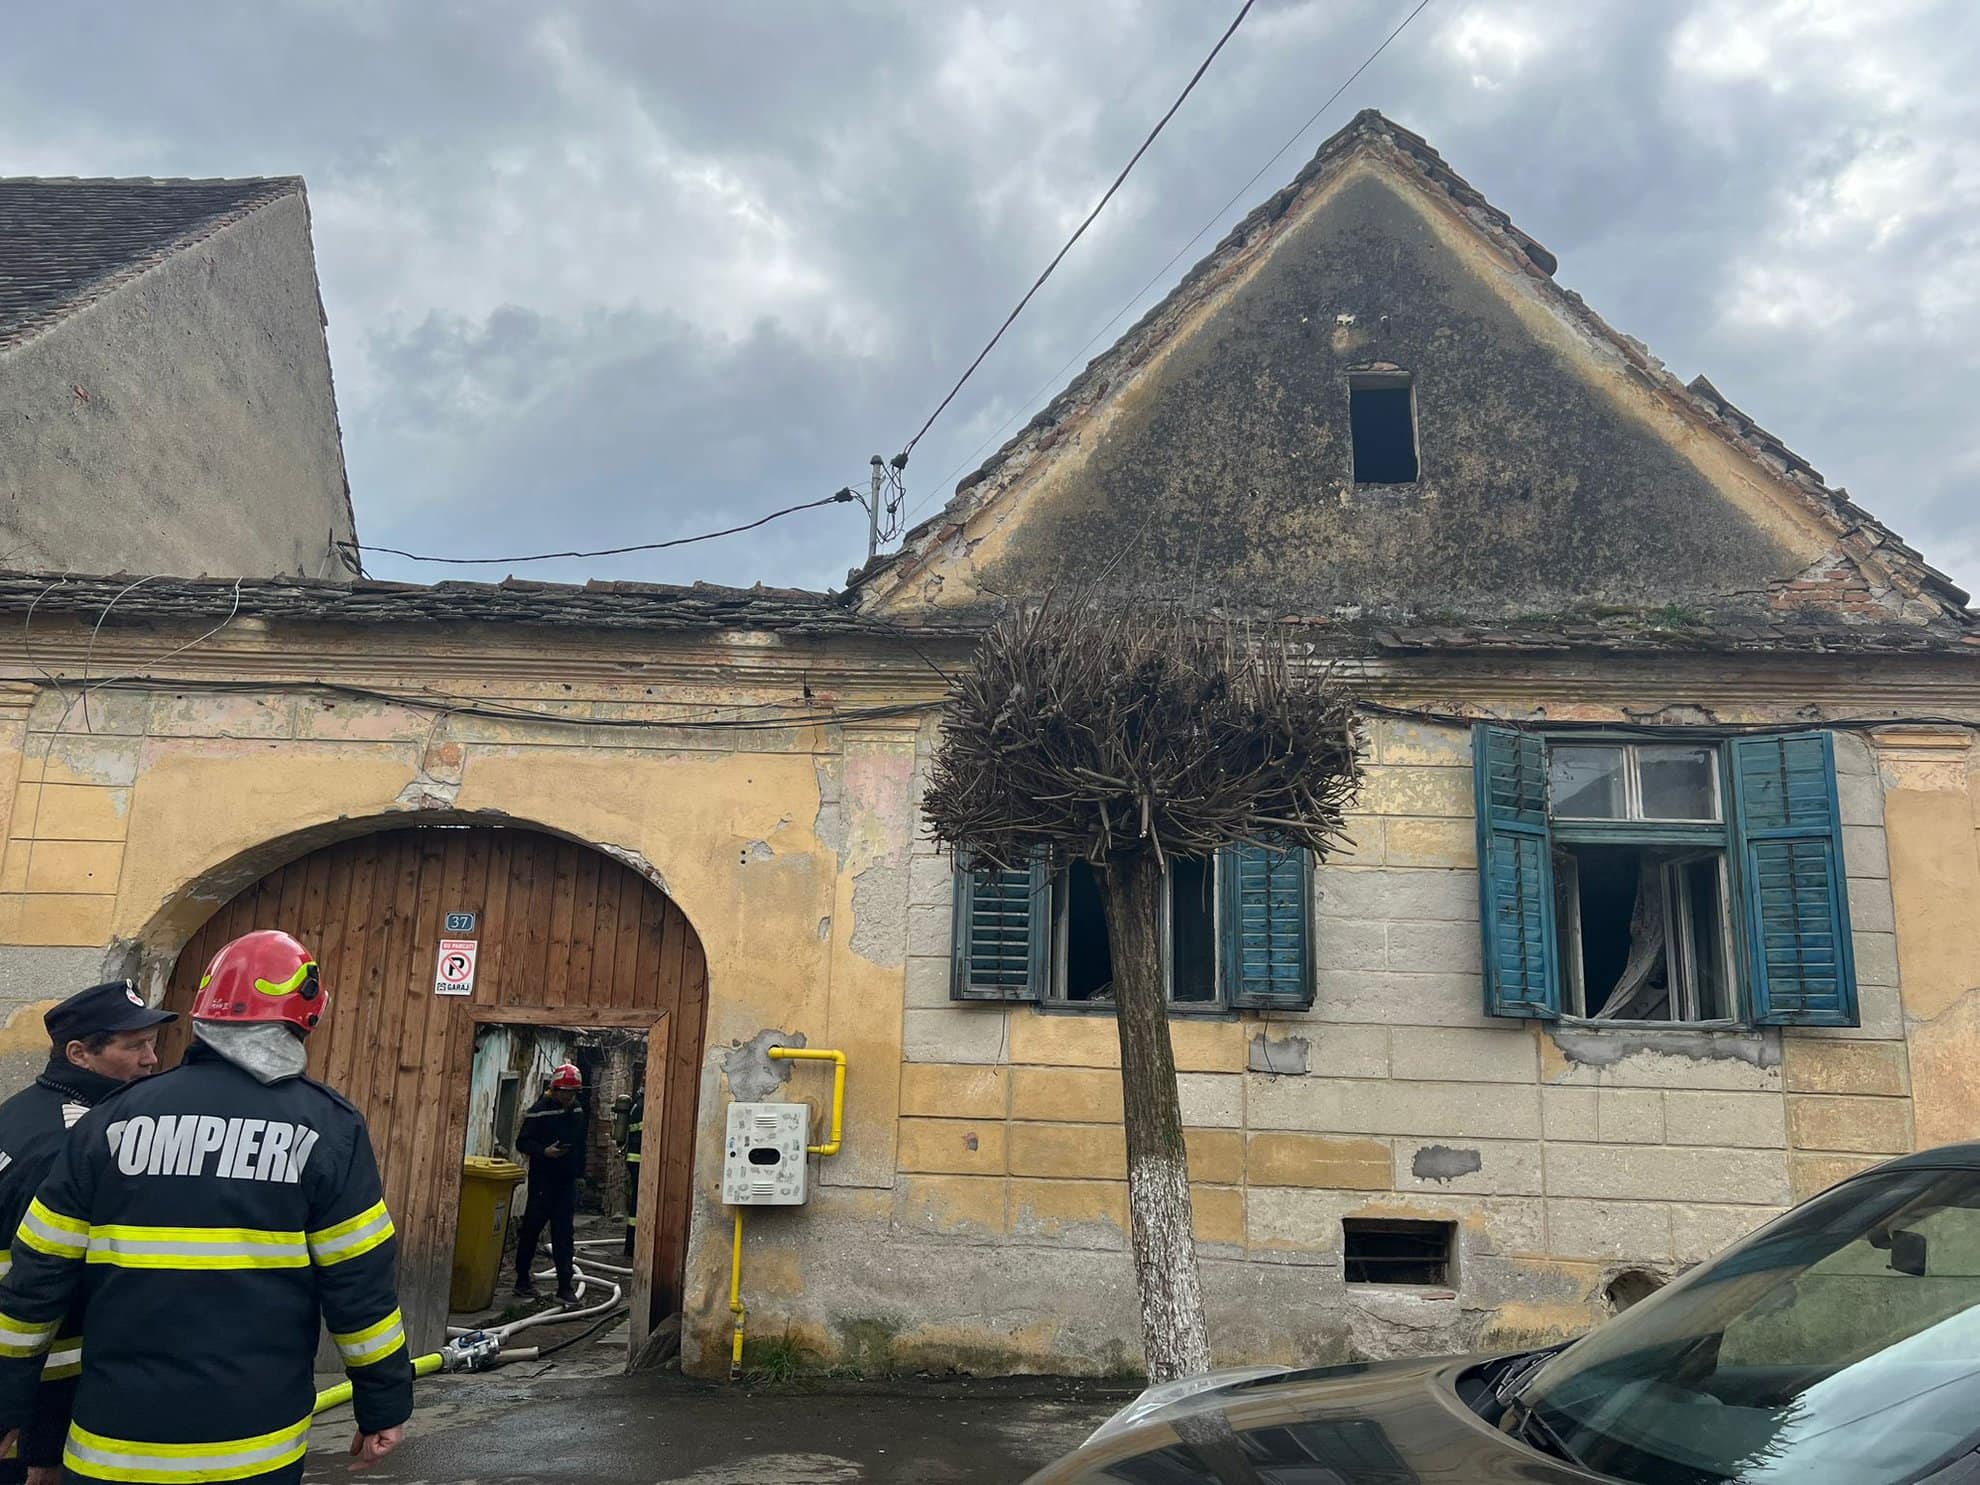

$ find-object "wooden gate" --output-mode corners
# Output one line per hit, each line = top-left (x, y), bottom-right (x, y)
(162, 825), (709, 1350)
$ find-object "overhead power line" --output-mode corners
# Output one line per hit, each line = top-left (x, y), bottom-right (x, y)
(901, 0), (1437, 530)
(894, 0), (1259, 468)
(337, 488), (860, 569)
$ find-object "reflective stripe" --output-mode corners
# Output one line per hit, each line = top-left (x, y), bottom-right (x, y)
(64, 1418), (311, 1484)
(19, 1198), (88, 1259)
(625, 1152), (641, 1164)
(42, 1335), (81, 1380)
(332, 1307), (405, 1368)
(307, 1201), (394, 1266)
(0, 1310), (57, 1358)
(86, 1224), (308, 1271)
(0, 1245), (11, 1279)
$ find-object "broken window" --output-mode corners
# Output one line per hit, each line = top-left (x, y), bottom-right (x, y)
(1554, 844), (1734, 1022)
(1477, 728), (1861, 1029)
(1546, 743), (1732, 1023)
(1054, 858), (1218, 1006)
(1349, 372), (1418, 484)
(950, 845), (1312, 1012)
(1343, 1218), (1454, 1286)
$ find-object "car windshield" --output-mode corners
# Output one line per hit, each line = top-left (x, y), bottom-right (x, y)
(1517, 1165), (1980, 1484)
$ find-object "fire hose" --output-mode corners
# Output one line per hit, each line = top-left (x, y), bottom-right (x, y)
(311, 1262), (625, 1417)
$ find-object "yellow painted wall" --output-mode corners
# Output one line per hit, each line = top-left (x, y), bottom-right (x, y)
(0, 637), (1974, 1377)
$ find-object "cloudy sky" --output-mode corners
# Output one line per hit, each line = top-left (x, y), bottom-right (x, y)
(5, 0), (1976, 595)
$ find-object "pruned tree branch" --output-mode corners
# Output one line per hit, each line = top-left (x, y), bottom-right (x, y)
(922, 596), (1362, 869)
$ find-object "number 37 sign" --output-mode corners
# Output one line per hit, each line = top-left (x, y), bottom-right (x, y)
(434, 939), (479, 997)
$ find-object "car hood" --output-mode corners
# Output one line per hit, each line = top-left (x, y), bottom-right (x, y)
(1027, 1355), (1599, 1483)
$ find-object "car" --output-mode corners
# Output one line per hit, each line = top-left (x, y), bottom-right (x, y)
(1027, 1143), (1980, 1484)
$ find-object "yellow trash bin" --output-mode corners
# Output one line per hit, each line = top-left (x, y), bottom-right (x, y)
(449, 1156), (527, 1313)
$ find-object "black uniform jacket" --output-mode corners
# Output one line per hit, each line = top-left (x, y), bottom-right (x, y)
(0, 1042), (414, 1482)
(0, 1057), (123, 1472)
(516, 1095), (586, 1184)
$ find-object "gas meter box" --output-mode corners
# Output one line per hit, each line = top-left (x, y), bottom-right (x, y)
(723, 1101), (811, 1205)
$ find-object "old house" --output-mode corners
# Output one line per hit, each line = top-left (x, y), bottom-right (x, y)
(0, 111), (1975, 1375)
(0, 176), (357, 579)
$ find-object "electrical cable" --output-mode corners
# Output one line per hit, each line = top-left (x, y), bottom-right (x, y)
(335, 489), (860, 568)
(899, 0), (1437, 530)
(37, 673), (944, 734)
(46, 670), (1980, 745)
(894, 0), (1259, 467)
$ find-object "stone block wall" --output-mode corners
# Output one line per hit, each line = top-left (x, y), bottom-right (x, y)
(876, 716), (1917, 1367)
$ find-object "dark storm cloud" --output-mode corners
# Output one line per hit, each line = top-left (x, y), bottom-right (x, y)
(3, 0), (1975, 592)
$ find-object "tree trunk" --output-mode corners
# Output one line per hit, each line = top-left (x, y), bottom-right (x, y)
(1099, 850), (1213, 1383)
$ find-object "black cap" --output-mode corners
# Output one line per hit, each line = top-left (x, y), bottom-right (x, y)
(45, 981), (177, 1047)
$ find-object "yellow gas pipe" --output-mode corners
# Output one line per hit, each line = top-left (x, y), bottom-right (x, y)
(729, 1046), (847, 1378)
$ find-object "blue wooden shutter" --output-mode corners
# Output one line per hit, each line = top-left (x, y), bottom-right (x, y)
(1474, 725), (1559, 1019)
(1220, 843), (1313, 1009)
(950, 853), (1048, 1001)
(1730, 732), (1858, 1026)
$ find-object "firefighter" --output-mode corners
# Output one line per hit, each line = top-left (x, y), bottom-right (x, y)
(513, 1062), (585, 1304)
(0, 981), (175, 1485)
(619, 1081), (643, 1258)
(0, 930), (412, 1483)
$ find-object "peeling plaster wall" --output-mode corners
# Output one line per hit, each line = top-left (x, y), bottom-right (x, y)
(0, 642), (1970, 1379)
(870, 710), (1928, 1375)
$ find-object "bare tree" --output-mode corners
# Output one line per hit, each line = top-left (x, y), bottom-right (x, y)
(921, 599), (1361, 1380)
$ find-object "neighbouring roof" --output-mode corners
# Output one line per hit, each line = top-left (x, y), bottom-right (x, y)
(0, 571), (971, 640)
(0, 176), (301, 352)
(851, 109), (1972, 634)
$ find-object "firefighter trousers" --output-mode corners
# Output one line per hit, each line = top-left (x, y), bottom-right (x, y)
(516, 1176), (577, 1289)
(623, 1158), (639, 1256)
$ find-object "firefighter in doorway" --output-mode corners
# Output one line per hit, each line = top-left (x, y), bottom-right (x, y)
(0, 929), (412, 1482)
(618, 1082), (643, 1257)
(0, 981), (175, 1485)
(514, 1063), (586, 1304)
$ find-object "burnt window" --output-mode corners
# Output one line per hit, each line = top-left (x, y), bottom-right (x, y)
(1547, 743), (1734, 1024)
(1349, 373), (1418, 484)
(1054, 859), (1217, 1005)
(1343, 1218), (1454, 1286)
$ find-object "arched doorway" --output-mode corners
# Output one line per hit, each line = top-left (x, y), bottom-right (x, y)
(161, 824), (709, 1352)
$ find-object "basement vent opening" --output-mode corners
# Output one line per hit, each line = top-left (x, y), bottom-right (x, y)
(1343, 1218), (1454, 1286)
(1349, 373), (1418, 484)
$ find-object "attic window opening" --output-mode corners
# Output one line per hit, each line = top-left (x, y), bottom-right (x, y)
(1349, 373), (1418, 484)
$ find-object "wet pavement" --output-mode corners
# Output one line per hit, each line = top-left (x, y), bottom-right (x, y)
(306, 1369), (1126, 1484)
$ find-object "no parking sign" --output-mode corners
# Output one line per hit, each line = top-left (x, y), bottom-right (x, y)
(434, 938), (478, 996)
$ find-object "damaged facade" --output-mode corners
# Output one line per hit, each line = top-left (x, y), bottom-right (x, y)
(0, 111), (1977, 1375)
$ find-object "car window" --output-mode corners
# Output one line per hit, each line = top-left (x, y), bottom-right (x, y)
(1518, 1169), (1980, 1484)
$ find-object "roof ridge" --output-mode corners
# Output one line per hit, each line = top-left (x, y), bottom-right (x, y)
(0, 176), (303, 354)
(0, 174), (301, 189)
(852, 109), (1967, 620)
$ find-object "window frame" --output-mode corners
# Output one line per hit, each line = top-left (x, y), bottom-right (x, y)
(948, 846), (1314, 1016)
(1544, 734), (1744, 1029)
(1548, 740), (1723, 825)
(1553, 841), (1740, 1024)
(1045, 856), (1229, 1015)
(1483, 725), (1860, 1030)
(1347, 369), (1421, 486)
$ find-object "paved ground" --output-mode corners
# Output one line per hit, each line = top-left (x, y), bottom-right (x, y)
(305, 1369), (1125, 1484)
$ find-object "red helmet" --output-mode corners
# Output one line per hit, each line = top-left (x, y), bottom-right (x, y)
(549, 1063), (581, 1090)
(192, 930), (326, 1034)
